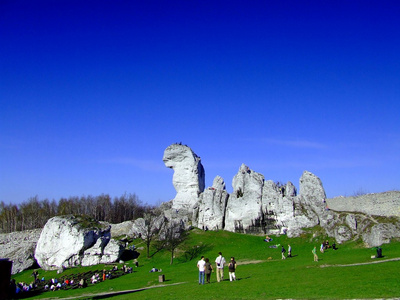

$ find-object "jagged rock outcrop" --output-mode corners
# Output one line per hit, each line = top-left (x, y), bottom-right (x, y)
(163, 144), (205, 213)
(163, 144), (400, 247)
(224, 164), (265, 233)
(35, 215), (124, 270)
(0, 229), (42, 274)
(194, 176), (229, 230)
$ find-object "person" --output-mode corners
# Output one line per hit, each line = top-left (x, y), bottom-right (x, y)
(312, 246), (318, 261)
(102, 270), (106, 281)
(264, 235), (272, 242)
(205, 258), (213, 283)
(215, 252), (226, 282)
(288, 244), (292, 257)
(332, 243), (338, 250)
(9, 279), (16, 298)
(320, 243), (324, 253)
(228, 257), (237, 281)
(325, 240), (330, 250)
(197, 256), (206, 285)
(281, 245), (286, 259)
(149, 267), (159, 272)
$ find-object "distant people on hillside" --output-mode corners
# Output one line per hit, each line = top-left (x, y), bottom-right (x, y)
(320, 243), (324, 253)
(288, 244), (292, 257)
(312, 246), (318, 261)
(149, 267), (162, 272)
(215, 252), (226, 282)
(324, 240), (330, 250)
(264, 235), (272, 242)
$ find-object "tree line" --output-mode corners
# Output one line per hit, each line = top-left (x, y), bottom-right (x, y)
(0, 193), (151, 233)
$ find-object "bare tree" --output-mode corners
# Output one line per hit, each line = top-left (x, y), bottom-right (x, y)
(137, 208), (166, 258)
(158, 220), (188, 265)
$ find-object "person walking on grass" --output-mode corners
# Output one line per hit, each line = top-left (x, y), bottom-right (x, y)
(215, 252), (226, 282)
(312, 246), (319, 261)
(205, 258), (213, 283)
(288, 244), (292, 257)
(197, 256), (206, 285)
(228, 257), (237, 281)
(281, 245), (286, 259)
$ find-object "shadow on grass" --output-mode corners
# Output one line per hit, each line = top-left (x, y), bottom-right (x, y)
(179, 243), (214, 263)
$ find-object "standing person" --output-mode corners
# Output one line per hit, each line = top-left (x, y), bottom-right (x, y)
(281, 245), (286, 259)
(288, 244), (292, 257)
(215, 252), (226, 282)
(197, 256), (206, 285)
(312, 246), (319, 261)
(205, 258), (213, 283)
(320, 243), (324, 253)
(228, 257), (237, 281)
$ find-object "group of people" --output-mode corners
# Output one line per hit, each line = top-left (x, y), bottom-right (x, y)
(196, 252), (237, 285)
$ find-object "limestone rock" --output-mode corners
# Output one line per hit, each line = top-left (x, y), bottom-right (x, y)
(326, 191), (400, 217)
(196, 176), (229, 231)
(362, 223), (400, 247)
(224, 164), (264, 233)
(0, 229), (42, 274)
(35, 215), (122, 270)
(163, 144), (205, 212)
(110, 220), (135, 238)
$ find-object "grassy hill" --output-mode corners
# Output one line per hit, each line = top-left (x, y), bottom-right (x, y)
(12, 228), (400, 299)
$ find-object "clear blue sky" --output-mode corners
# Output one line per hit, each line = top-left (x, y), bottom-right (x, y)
(1, 1), (399, 206)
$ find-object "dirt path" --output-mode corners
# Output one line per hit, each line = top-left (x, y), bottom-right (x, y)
(41, 282), (187, 300)
(320, 257), (400, 268)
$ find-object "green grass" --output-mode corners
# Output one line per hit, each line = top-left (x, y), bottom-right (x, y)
(12, 228), (400, 299)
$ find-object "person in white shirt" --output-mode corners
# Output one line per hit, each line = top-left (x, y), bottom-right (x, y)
(197, 256), (206, 285)
(215, 252), (226, 282)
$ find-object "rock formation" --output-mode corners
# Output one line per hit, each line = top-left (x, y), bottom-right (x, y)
(194, 176), (229, 231)
(163, 144), (205, 213)
(35, 215), (124, 270)
(164, 144), (400, 247)
(0, 229), (42, 274)
(224, 164), (265, 233)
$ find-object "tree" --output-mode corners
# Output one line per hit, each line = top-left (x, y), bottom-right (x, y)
(137, 208), (166, 258)
(158, 220), (188, 265)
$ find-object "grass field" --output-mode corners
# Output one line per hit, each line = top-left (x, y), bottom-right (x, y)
(12, 228), (400, 299)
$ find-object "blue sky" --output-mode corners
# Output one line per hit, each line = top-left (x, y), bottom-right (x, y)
(1, 1), (399, 206)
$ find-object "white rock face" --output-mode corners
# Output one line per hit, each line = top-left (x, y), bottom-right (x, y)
(196, 176), (229, 230)
(163, 144), (205, 212)
(161, 144), (400, 247)
(327, 191), (400, 217)
(224, 164), (264, 233)
(35, 215), (122, 270)
(0, 229), (42, 274)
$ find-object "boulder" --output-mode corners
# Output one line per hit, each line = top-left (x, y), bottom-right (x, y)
(110, 220), (135, 238)
(0, 229), (42, 274)
(35, 215), (122, 270)
(362, 223), (400, 247)
(163, 144), (205, 213)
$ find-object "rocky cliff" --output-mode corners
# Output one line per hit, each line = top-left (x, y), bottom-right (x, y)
(164, 144), (400, 247)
